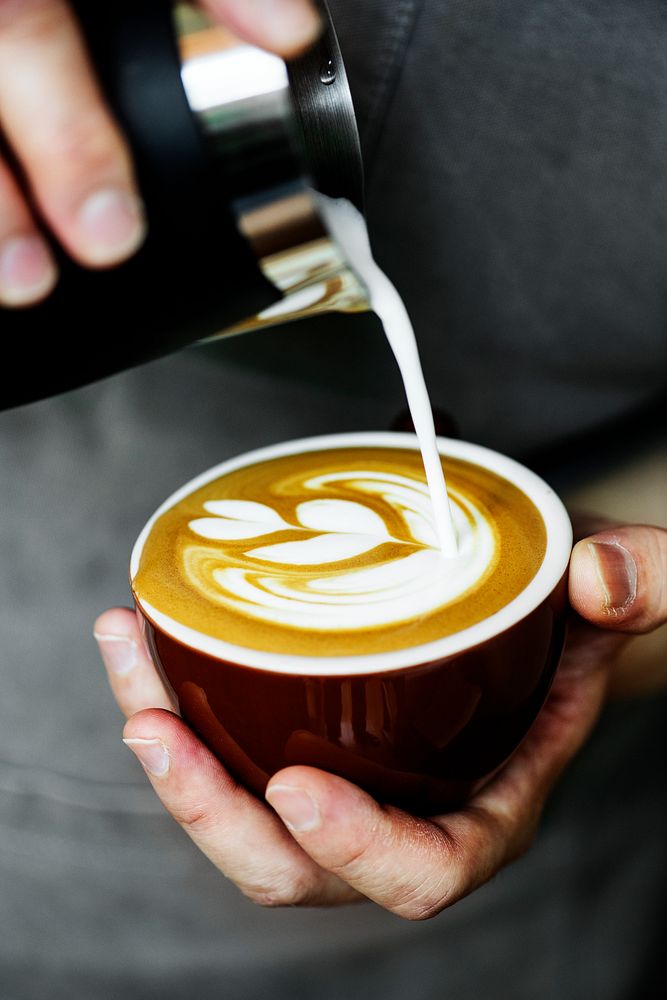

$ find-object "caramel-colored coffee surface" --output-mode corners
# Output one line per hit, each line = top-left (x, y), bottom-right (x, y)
(133, 448), (546, 656)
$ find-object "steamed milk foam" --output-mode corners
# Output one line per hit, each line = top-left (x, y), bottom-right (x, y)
(133, 446), (546, 657)
(133, 200), (548, 659)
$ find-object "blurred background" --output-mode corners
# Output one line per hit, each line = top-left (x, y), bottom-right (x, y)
(0, 1), (666, 997)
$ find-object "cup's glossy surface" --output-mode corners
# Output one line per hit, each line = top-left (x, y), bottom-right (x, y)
(131, 433), (572, 815)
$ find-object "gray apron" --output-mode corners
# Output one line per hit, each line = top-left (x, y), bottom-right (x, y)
(1, 2), (665, 997)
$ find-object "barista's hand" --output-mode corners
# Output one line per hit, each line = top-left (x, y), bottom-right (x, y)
(95, 523), (667, 918)
(0, 0), (320, 307)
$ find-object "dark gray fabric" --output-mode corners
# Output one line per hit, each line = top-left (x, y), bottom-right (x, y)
(1, 1), (667, 997)
(222, 0), (667, 454)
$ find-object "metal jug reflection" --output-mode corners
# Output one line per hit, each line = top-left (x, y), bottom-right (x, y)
(0, 0), (369, 410)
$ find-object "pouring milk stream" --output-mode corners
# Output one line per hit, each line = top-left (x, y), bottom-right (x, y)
(315, 195), (458, 557)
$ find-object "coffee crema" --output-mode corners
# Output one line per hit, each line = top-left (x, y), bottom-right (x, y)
(133, 447), (546, 656)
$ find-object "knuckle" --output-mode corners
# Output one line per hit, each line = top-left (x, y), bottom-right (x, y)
(470, 797), (536, 867)
(324, 816), (390, 878)
(511, 832), (536, 864)
(399, 898), (447, 922)
(0, 173), (29, 230)
(390, 879), (452, 922)
(42, 112), (127, 183)
(170, 801), (218, 838)
(431, 813), (499, 900)
(508, 812), (540, 863)
(326, 837), (373, 877)
(242, 874), (315, 909)
(0, 0), (61, 40)
(241, 890), (284, 909)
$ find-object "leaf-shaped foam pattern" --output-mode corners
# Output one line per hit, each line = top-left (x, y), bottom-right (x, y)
(296, 499), (390, 538)
(180, 472), (496, 631)
(249, 532), (382, 565)
(203, 500), (287, 526)
(189, 500), (289, 541)
(189, 518), (286, 541)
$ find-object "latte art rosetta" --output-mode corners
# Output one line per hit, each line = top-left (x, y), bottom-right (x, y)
(133, 446), (547, 656)
(183, 471), (496, 632)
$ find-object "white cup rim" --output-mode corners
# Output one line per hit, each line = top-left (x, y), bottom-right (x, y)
(131, 432), (572, 676)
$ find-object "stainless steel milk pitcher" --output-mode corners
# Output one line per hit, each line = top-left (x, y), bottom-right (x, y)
(0, 0), (367, 410)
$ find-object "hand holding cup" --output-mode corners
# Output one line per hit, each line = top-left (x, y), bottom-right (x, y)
(94, 435), (667, 918)
(96, 519), (667, 916)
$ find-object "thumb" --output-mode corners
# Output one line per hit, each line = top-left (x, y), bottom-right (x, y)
(569, 525), (667, 634)
(202, 1), (322, 59)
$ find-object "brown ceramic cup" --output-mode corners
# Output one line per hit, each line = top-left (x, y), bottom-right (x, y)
(131, 433), (572, 815)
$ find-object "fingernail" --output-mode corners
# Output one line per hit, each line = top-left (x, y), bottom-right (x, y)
(77, 189), (147, 264)
(0, 235), (57, 306)
(123, 738), (170, 778)
(588, 541), (638, 615)
(266, 785), (320, 832)
(94, 633), (138, 677)
(248, 0), (321, 50)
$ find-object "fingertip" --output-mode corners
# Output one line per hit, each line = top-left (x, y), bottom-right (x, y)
(569, 534), (640, 629)
(268, 764), (332, 790)
(72, 188), (147, 268)
(93, 606), (140, 641)
(0, 234), (58, 308)
(267, 766), (377, 833)
(123, 707), (178, 742)
(268, 765), (366, 806)
(266, 784), (321, 833)
(265, 4), (323, 60)
(204, 0), (322, 59)
(267, 769), (452, 918)
(569, 538), (606, 618)
(123, 735), (171, 778)
(123, 708), (221, 773)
